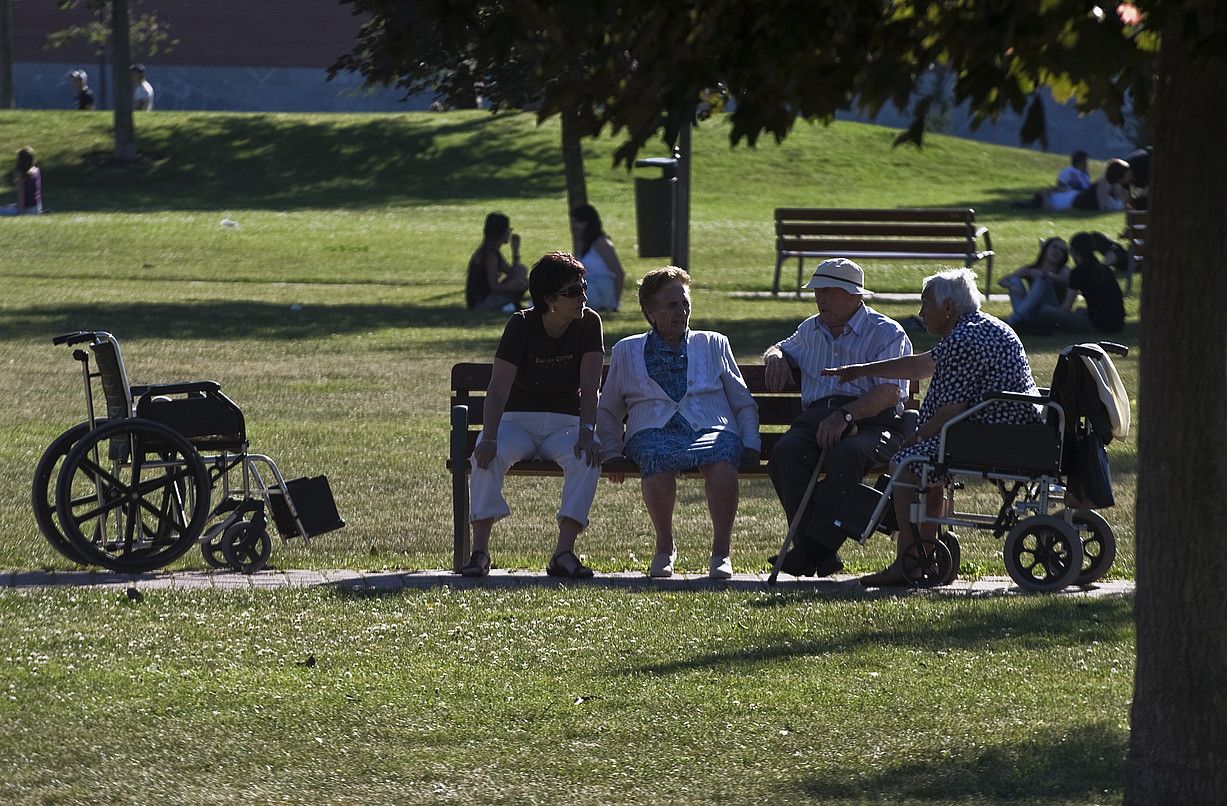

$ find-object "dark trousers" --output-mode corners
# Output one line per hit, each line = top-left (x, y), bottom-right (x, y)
(768, 400), (901, 559)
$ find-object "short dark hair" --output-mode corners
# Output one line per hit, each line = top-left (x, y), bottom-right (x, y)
(529, 252), (585, 309)
(1069, 232), (1097, 263)
(1105, 158), (1130, 185)
(637, 266), (690, 323)
(130, 63), (146, 75)
(1071, 150), (1088, 166)
(482, 212), (510, 243)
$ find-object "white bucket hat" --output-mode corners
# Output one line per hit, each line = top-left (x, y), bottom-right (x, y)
(802, 258), (870, 296)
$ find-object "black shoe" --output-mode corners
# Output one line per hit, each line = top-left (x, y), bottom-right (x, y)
(546, 550), (594, 579)
(459, 550), (490, 577)
(858, 560), (907, 587)
(813, 554), (845, 578)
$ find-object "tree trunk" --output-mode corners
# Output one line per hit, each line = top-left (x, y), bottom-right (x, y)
(1125, 4), (1227, 802)
(110, 0), (137, 162)
(672, 121), (691, 271)
(560, 104), (588, 250)
(0, 0), (14, 108)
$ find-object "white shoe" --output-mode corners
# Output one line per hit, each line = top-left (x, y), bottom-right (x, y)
(648, 550), (676, 578)
(709, 555), (733, 579)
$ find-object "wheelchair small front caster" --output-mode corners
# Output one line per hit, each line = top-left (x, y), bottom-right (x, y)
(221, 521), (272, 574)
(900, 535), (953, 588)
(201, 532), (229, 570)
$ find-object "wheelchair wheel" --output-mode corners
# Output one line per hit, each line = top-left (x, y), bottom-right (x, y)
(55, 418), (211, 572)
(1062, 509), (1117, 586)
(938, 530), (961, 586)
(221, 521), (272, 574)
(31, 421), (99, 565)
(900, 535), (953, 588)
(1003, 515), (1083, 593)
(201, 531), (230, 569)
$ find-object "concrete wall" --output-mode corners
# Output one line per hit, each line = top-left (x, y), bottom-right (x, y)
(14, 61), (430, 113)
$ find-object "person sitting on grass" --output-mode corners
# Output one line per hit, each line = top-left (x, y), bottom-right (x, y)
(465, 212), (529, 312)
(461, 252), (604, 579)
(1037, 232), (1127, 335)
(570, 203), (626, 312)
(1, 147), (42, 217)
(998, 236), (1070, 334)
(597, 267), (760, 579)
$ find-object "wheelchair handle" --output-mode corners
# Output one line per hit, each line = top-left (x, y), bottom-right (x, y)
(1097, 341), (1128, 356)
(53, 331), (97, 346)
(987, 390), (1046, 403)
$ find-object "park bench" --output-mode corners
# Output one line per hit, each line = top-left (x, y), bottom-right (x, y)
(773, 207), (995, 296)
(1120, 208), (1146, 294)
(448, 362), (810, 572)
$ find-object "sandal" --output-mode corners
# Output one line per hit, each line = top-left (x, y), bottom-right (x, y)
(546, 549), (594, 579)
(459, 550), (490, 577)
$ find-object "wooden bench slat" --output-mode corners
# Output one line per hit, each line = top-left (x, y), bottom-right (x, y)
(779, 238), (983, 256)
(774, 207), (974, 223)
(777, 222), (975, 238)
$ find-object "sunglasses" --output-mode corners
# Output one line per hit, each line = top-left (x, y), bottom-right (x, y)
(556, 278), (588, 299)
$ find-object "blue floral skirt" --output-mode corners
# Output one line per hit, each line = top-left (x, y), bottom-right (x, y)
(625, 413), (743, 478)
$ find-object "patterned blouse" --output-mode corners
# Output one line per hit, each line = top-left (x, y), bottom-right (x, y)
(895, 310), (1044, 462)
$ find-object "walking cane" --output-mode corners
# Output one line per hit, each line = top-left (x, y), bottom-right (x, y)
(767, 452), (827, 585)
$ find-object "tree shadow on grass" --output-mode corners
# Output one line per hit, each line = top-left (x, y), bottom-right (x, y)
(630, 597), (1131, 676)
(798, 722), (1126, 802)
(0, 300), (511, 345)
(54, 113), (564, 212)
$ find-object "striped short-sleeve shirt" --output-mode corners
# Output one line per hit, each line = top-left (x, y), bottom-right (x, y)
(775, 304), (912, 409)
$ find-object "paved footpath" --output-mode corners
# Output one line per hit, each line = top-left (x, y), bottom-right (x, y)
(0, 568), (1134, 598)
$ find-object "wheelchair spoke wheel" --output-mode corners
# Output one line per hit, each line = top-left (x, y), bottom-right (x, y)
(221, 521), (272, 574)
(32, 421), (100, 565)
(55, 419), (210, 573)
(1003, 515), (1083, 593)
(900, 535), (953, 588)
(1061, 509), (1117, 586)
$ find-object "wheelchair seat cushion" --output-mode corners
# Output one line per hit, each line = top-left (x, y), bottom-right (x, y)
(136, 393), (246, 451)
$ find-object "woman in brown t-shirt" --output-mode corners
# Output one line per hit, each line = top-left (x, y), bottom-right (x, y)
(461, 252), (605, 578)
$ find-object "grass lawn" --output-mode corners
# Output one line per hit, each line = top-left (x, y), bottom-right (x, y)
(0, 587), (1133, 804)
(0, 109), (1139, 803)
(0, 109), (1139, 578)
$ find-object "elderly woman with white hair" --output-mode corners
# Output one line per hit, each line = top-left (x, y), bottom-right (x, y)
(824, 268), (1045, 586)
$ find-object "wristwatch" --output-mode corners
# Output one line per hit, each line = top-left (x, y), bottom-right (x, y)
(836, 408), (854, 424)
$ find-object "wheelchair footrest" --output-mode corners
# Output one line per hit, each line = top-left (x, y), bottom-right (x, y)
(267, 475), (345, 539)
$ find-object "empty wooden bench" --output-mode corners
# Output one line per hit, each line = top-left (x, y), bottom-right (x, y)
(448, 362), (807, 572)
(773, 207), (995, 296)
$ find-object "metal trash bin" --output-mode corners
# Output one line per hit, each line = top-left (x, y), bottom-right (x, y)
(633, 157), (678, 258)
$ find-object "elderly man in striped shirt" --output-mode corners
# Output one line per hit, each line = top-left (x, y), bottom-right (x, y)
(762, 259), (913, 577)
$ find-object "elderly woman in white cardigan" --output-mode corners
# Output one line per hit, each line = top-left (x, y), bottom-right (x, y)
(597, 267), (760, 579)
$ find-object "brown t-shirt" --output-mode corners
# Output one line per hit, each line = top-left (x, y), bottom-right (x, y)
(495, 308), (604, 415)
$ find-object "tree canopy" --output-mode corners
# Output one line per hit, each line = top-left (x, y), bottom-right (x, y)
(337, 0), (1158, 163)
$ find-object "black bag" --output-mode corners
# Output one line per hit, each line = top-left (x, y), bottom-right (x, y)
(1066, 430), (1115, 509)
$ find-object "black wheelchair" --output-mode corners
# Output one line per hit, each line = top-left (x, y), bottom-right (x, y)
(33, 331), (344, 573)
(830, 342), (1130, 593)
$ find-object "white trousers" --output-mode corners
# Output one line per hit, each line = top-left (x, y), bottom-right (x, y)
(469, 410), (601, 528)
